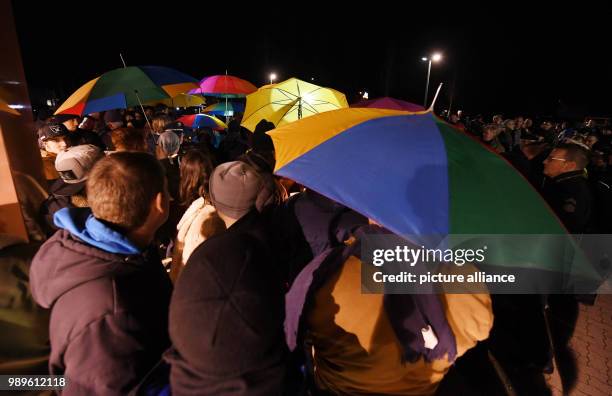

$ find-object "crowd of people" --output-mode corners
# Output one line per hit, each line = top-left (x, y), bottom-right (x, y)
(8, 103), (610, 395)
(445, 111), (612, 234)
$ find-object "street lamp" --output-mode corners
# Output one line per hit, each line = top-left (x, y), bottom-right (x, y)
(422, 53), (442, 107)
(269, 73), (277, 85)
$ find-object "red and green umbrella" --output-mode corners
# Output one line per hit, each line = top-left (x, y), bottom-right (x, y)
(188, 75), (257, 98)
(177, 114), (228, 130)
(55, 66), (199, 115)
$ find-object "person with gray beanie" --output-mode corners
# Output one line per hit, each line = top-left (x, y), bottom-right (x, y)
(166, 160), (286, 395)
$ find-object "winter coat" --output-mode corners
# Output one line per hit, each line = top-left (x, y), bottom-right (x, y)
(541, 170), (592, 234)
(29, 208), (172, 395)
(166, 210), (286, 395)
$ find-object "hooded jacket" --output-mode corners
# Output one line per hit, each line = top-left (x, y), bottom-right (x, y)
(29, 208), (172, 395)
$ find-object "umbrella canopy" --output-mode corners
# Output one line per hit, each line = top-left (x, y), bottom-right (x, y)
(268, 108), (603, 286)
(351, 97), (425, 112)
(188, 75), (257, 98)
(149, 93), (205, 108)
(269, 108), (566, 236)
(203, 101), (245, 116)
(55, 66), (199, 115)
(241, 77), (348, 132)
(177, 114), (228, 130)
(0, 98), (20, 116)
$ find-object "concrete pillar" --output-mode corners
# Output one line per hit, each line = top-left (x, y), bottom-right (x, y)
(0, 0), (45, 241)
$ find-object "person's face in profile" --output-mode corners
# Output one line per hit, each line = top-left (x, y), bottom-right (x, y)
(543, 148), (572, 178)
(44, 138), (67, 154)
(63, 118), (80, 132)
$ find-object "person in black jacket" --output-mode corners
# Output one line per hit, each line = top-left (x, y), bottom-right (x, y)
(166, 160), (286, 395)
(541, 143), (593, 392)
(541, 143), (592, 234)
(30, 152), (173, 395)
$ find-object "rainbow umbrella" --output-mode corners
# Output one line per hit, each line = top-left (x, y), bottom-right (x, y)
(203, 101), (245, 116)
(55, 66), (199, 115)
(188, 75), (257, 98)
(268, 108), (601, 287)
(269, 108), (561, 235)
(241, 77), (348, 132)
(177, 114), (228, 130)
(351, 97), (425, 112)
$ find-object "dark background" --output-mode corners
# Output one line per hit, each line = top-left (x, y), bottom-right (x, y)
(11, 2), (612, 119)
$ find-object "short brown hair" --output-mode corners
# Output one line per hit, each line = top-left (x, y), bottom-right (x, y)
(87, 152), (165, 231)
(152, 115), (173, 134)
(110, 127), (147, 152)
(556, 143), (590, 169)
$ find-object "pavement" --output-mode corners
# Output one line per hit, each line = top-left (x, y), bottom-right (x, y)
(546, 294), (612, 395)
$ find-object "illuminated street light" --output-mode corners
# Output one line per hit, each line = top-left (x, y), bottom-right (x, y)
(422, 53), (443, 106)
(269, 73), (277, 85)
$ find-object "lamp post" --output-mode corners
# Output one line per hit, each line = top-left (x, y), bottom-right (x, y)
(422, 53), (442, 107)
(269, 73), (277, 85)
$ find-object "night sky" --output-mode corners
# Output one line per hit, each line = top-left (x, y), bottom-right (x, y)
(11, 2), (612, 119)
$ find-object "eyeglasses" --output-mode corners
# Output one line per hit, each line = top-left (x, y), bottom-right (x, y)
(548, 157), (567, 162)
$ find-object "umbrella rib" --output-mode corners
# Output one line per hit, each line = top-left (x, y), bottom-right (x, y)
(284, 107), (298, 116)
(273, 88), (299, 100)
(281, 103), (299, 119)
(308, 99), (343, 107)
(301, 101), (319, 114)
(306, 87), (324, 95)
(243, 99), (297, 122)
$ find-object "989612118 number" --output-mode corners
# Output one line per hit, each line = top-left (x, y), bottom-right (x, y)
(1, 376), (67, 390)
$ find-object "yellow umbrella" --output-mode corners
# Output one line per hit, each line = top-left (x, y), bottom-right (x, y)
(0, 98), (21, 116)
(241, 77), (348, 131)
(148, 93), (206, 108)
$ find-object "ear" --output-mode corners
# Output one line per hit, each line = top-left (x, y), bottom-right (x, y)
(154, 192), (165, 213)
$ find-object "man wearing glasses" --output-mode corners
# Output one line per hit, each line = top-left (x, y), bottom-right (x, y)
(542, 143), (592, 234)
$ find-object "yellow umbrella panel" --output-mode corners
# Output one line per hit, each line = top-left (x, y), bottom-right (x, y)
(241, 78), (348, 132)
(148, 93), (206, 108)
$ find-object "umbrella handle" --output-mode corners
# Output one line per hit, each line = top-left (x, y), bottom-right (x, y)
(134, 90), (153, 131)
(428, 83), (443, 112)
(119, 53), (153, 131)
